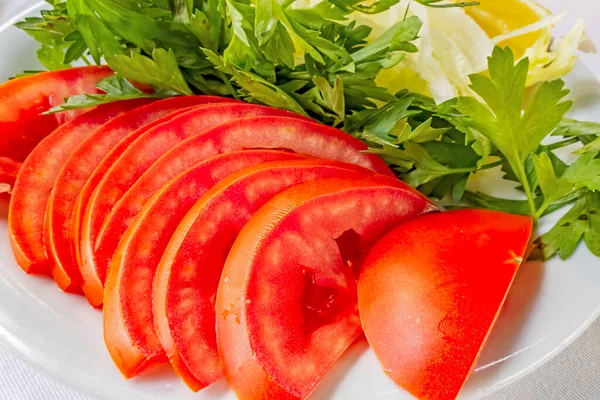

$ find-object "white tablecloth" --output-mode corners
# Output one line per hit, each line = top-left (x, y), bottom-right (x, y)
(0, 1), (599, 399)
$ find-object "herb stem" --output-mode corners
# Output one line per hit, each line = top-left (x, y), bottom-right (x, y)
(478, 160), (503, 171)
(546, 137), (579, 151)
(516, 161), (538, 222)
(81, 55), (92, 66)
(218, 71), (239, 100)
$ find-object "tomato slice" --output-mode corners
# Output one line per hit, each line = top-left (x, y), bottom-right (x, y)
(8, 99), (150, 276)
(357, 209), (533, 400)
(80, 104), (307, 307)
(103, 150), (305, 383)
(47, 96), (230, 293)
(154, 159), (372, 391)
(217, 176), (434, 399)
(70, 101), (233, 276)
(0, 66), (113, 164)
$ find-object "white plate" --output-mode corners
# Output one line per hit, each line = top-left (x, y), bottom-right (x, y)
(1, 3), (600, 400)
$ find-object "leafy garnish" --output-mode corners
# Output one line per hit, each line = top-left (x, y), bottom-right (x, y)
(46, 75), (161, 113)
(456, 47), (572, 219)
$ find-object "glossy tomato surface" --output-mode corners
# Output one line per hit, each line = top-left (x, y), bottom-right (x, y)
(358, 209), (533, 400)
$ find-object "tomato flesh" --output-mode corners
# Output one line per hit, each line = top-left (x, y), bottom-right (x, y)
(71, 101), (232, 279)
(0, 66), (112, 164)
(357, 209), (533, 400)
(80, 104), (306, 307)
(103, 150), (304, 385)
(154, 160), (373, 392)
(217, 176), (434, 399)
(47, 96), (228, 293)
(8, 99), (148, 275)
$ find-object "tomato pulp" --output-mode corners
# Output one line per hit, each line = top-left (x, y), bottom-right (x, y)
(80, 104), (307, 307)
(217, 176), (434, 399)
(103, 150), (304, 385)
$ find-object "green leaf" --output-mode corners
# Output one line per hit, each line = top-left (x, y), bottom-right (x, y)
(553, 118), (600, 137)
(532, 152), (575, 205)
(462, 190), (580, 217)
(107, 48), (193, 95)
(562, 152), (600, 191)
(37, 41), (71, 70)
(227, 0), (253, 47)
(204, 49), (307, 115)
(575, 136), (600, 154)
(255, 0), (278, 45)
(351, 16), (422, 63)
(395, 118), (450, 144)
(456, 46), (572, 218)
(45, 74), (160, 113)
(312, 76), (345, 123)
(371, 142), (475, 187)
(538, 191), (600, 260)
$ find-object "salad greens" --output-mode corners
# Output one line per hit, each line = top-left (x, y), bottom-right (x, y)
(16, 0), (600, 261)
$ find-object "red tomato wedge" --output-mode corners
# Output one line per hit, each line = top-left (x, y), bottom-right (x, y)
(103, 150), (305, 383)
(0, 66), (112, 164)
(216, 176), (434, 400)
(47, 96), (229, 293)
(153, 159), (373, 391)
(80, 104), (306, 307)
(358, 209), (533, 400)
(86, 114), (393, 308)
(8, 99), (149, 275)
(70, 100), (233, 274)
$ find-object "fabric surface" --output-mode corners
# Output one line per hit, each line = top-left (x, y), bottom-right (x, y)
(0, 0), (599, 399)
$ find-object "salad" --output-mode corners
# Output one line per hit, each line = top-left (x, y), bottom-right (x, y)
(0, 0), (597, 399)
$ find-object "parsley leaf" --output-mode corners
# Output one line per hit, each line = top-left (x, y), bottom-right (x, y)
(538, 191), (600, 260)
(457, 47), (572, 218)
(107, 49), (193, 95)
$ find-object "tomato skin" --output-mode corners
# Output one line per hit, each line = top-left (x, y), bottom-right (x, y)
(154, 160), (372, 393)
(80, 104), (307, 308)
(217, 175), (434, 400)
(0, 66), (112, 164)
(47, 96), (228, 293)
(8, 99), (149, 276)
(71, 100), (233, 281)
(103, 150), (304, 385)
(357, 209), (533, 400)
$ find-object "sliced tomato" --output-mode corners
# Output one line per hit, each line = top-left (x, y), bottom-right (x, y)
(0, 157), (21, 194)
(103, 150), (305, 384)
(0, 66), (113, 164)
(8, 99), (150, 276)
(79, 104), (310, 307)
(47, 96), (230, 293)
(71, 102), (231, 275)
(154, 159), (372, 391)
(216, 176), (434, 399)
(87, 114), (393, 308)
(357, 209), (533, 400)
